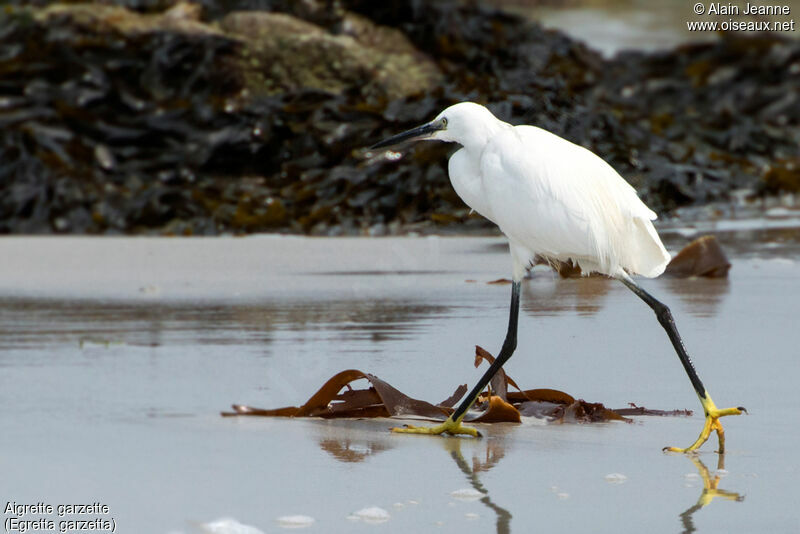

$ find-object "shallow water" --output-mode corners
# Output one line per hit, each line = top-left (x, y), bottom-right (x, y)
(1, 230), (799, 533)
(509, 0), (800, 56)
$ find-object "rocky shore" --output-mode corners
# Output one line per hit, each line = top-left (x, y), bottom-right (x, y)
(0, 0), (798, 235)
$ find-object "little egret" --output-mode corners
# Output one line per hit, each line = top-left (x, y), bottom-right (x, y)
(371, 102), (744, 453)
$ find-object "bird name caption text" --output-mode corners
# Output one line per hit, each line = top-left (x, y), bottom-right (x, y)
(4, 502), (116, 533)
(688, 3), (796, 31)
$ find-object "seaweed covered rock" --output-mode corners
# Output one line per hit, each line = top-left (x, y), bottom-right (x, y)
(0, 1), (459, 234)
(0, 3), (247, 233)
(220, 11), (442, 99)
(595, 36), (800, 210)
(0, 0), (798, 235)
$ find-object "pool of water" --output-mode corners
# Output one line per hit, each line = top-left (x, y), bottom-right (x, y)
(1, 229), (798, 533)
(502, 0), (800, 56)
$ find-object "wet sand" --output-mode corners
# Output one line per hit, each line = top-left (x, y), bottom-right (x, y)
(1, 228), (799, 533)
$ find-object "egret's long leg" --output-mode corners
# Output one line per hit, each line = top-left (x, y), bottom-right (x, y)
(392, 281), (521, 436)
(618, 274), (745, 453)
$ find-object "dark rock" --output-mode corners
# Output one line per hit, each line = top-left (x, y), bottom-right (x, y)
(664, 235), (731, 278)
(220, 10), (441, 100)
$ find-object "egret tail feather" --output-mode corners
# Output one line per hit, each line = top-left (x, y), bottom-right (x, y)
(628, 218), (671, 278)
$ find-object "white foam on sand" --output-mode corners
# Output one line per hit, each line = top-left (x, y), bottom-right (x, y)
(197, 518), (264, 534)
(450, 488), (483, 501)
(349, 507), (390, 524)
(275, 515), (315, 529)
(604, 473), (628, 484)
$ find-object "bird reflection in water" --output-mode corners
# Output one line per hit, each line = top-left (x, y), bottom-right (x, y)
(522, 274), (612, 317)
(313, 428), (743, 534)
(679, 454), (744, 534)
(520, 270), (730, 319)
(444, 438), (512, 534)
(663, 277), (731, 319)
(314, 428), (512, 533)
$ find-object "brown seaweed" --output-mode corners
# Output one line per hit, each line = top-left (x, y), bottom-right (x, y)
(223, 346), (690, 425)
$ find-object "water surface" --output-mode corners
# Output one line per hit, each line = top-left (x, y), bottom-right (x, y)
(1, 231), (798, 533)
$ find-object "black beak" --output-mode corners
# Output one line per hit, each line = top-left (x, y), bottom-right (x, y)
(371, 119), (445, 149)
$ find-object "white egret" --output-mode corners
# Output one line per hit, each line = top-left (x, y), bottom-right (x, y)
(371, 102), (744, 453)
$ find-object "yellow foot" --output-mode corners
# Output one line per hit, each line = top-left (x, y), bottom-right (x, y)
(665, 394), (746, 454)
(391, 416), (482, 437)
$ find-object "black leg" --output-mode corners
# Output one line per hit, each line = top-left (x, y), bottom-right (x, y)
(452, 281), (521, 421)
(617, 275), (707, 399)
(618, 274), (745, 453)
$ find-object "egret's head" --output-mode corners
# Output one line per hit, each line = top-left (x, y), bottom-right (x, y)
(371, 102), (501, 150)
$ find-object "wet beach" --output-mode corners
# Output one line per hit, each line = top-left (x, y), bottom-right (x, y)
(1, 221), (799, 533)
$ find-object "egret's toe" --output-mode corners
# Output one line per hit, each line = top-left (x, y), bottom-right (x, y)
(664, 404), (745, 454)
(390, 417), (481, 437)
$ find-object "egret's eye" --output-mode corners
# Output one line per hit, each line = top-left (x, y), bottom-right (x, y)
(441, 117), (448, 127)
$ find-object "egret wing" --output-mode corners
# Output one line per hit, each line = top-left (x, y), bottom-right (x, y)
(482, 126), (669, 277)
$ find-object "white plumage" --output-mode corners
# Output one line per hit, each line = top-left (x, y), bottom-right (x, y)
(433, 102), (670, 281)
